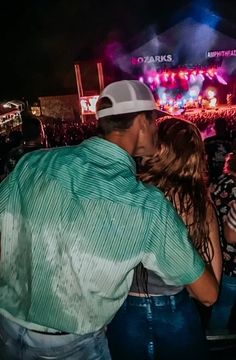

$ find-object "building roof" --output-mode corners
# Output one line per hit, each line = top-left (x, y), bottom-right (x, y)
(124, 4), (236, 53)
(114, 15), (236, 74)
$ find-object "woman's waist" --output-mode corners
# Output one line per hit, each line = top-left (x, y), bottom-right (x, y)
(127, 289), (189, 307)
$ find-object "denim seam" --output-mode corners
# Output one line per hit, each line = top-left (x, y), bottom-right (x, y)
(146, 300), (155, 360)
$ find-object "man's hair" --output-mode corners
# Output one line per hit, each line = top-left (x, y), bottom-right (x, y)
(96, 97), (154, 136)
(214, 117), (228, 136)
(21, 113), (42, 141)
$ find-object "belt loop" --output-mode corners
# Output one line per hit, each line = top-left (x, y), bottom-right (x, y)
(170, 295), (176, 312)
(123, 299), (127, 312)
(19, 325), (27, 348)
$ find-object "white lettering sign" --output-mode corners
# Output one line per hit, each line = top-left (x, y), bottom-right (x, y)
(131, 55), (173, 65)
(207, 49), (236, 58)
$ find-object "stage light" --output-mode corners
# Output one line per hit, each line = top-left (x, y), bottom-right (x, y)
(184, 72), (189, 80)
(190, 74), (196, 83)
(163, 72), (169, 81)
(160, 93), (167, 105)
(208, 68), (216, 77)
(155, 74), (160, 84)
(206, 72), (213, 80)
(216, 74), (228, 85)
(147, 76), (153, 84)
(197, 74), (205, 82)
(139, 76), (144, 83)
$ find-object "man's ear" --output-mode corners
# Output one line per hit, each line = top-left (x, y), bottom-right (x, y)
(135, 113), (148, 133)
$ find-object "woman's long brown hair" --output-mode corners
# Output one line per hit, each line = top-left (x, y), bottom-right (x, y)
(140, 117), (213, 263)
(135, 117), (214, 295)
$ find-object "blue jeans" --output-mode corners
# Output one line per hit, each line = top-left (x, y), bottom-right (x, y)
(107, 290), (209, 360)
(209, 274), (236, 331)
(0, 315), (111, 360)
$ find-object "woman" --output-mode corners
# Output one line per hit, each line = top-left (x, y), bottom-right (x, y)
(107, 117), (222, 360)
(209, 152), (236, 331)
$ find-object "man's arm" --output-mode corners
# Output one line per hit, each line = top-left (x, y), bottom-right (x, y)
(224, 200), (236, 244)
(143, 197), (219, 307)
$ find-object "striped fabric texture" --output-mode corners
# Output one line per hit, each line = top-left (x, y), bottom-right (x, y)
(0, 137), (205, 335)
(226, 200), (236, 230)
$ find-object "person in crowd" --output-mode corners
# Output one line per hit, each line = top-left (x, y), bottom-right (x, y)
(0, 130), (23, 181)
(209, 152), (236, 332)
(224, 200), (236, 245)
(7, 130), (23, 148)
(0, 135), (11, 182)
(3, 112), (46, 178)
(0, 80), (218, 359)
(107, 117), (222, 360)
(205, 117), (232, 182)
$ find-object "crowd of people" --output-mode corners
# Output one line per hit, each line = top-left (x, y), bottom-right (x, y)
(43, 118), (98, 147)
(0, 117), (98, 180)
(182, 106), (236, 124)
(2, 107), (236, 180)
(0, 80), (236, 359)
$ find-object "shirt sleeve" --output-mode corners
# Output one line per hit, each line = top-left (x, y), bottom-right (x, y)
(143, 197), (205, 286)
(225, 200), (236, 231)
(0, 172), (15, 235)
(0, 173), (14, 216)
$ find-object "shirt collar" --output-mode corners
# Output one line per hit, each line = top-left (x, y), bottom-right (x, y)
(82, 137), (137, 175)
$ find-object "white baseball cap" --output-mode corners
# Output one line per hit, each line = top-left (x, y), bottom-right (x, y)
(96, 80), (168, 119)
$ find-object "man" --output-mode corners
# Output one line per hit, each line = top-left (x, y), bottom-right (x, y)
(3, 112), (46, 178)
(205, 117), (232, 182)
(225, 200), (236, 244)
(208, 201), (236, 332)
(0, 80), (218, 359)
(209, 152), (236, 331)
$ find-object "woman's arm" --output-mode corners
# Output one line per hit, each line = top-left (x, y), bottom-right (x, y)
(224, 223), (236, 244)
(224, 200), (236, 244)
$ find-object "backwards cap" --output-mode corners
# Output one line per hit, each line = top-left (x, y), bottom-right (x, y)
(96, 80), (167, 119)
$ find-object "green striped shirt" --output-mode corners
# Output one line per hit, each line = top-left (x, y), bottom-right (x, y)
(0, 137), (205, 335)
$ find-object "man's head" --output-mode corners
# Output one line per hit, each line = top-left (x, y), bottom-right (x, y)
(95, 80), (166, 157)
(214, 117), (228, 137)
(21, 112), (45, 145)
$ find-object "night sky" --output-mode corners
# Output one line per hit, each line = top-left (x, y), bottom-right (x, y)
(0, 0), (236, 102)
